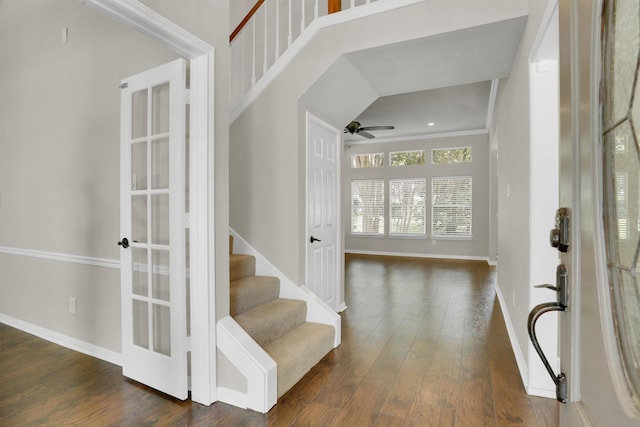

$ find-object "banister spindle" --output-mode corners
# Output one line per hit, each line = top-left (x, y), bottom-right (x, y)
(288, 0), (292, 46)
(301, 0), (306, 31)
(263, 0), (268, 74)
(275, 0), (280, 60)
(314, 0), (319, 19)
(240, 30), (247, 97)
(251, 19), (257, 86)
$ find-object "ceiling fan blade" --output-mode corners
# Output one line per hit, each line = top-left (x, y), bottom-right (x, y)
(359, 125), (395, 131)
(357, 130), (375, 139)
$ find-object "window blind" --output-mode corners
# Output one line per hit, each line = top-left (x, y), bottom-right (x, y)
(390, 178), (426, 234)
(351, 179), (384, 234)
(431, 176), (472, 237)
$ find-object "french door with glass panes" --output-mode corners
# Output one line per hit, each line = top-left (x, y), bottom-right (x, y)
(118, 58), (188, 400)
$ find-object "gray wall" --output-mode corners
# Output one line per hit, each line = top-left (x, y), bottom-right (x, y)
(0, 0), (229, 353)
(491, 0), (557, 382)
(343, 133), (491, 259)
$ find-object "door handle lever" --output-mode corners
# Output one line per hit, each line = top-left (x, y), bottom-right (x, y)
(528, 302), (567, 403)
(534, 284), (559, 292)
(117, 237), (130, 249)
(310, 236), (322, 243)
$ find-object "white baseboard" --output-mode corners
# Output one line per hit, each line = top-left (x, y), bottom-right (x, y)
(217, 386), (248, 409)
(346, 249), (493, 264)
(494, 282), (529, 390)
(493, 283), (557, 399)
(0, 313), (122, 366)
(527, 384), (556, 399)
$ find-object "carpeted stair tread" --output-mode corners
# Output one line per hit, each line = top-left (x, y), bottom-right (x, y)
(233, 298), (306, 347)
(230, 254), (256, 282)
(230, 275), (280, 316)
(264, 322), (335, 398)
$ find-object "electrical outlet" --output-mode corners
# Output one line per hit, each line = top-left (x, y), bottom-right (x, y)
(69, 297), (77, 314)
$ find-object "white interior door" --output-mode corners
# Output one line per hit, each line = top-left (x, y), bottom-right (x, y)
(558, 0), (640, 425)
(306, 112), (341, 311)
(119, 58), (188, 400)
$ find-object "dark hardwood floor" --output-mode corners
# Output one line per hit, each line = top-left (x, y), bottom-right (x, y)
(0, 254), (558, 426)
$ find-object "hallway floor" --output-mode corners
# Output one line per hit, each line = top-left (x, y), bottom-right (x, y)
(0, 254), (558, 426)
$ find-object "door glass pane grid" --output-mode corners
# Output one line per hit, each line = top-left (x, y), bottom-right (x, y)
(152, 249), (170, 301)
(132, 299), (149, 349)
(131, 89), (148, 139)
(601, 0), (640, 408)
(614, 269), (640, 396)
(152, 138), (170, 189)
(132, 247), (148, 297)
(129, 83), (173, 357)
(131, 142), (147, 191)
(152, 83), (170, 135)
(131, 294), (171, 357)
(153, 304), (171, 356)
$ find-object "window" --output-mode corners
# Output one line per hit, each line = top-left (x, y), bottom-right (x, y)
(390, 179), (426, 235)
(390, 150), (426, 166)
(431, 176), (472, 237)
(351, 180), (384, 234)
(432, 146), (472, 164)
(352, 153), (384, 168)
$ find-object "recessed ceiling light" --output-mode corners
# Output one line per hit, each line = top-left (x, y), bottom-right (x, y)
(427, 122), (435, 126)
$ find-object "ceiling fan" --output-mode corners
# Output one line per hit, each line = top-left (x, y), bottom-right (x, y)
(344, 121), (394, 139)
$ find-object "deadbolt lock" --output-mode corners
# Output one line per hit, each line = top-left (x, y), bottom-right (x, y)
(550, 208), (570, 252)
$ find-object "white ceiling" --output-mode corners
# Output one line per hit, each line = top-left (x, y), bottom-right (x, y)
(350, 81), (492, 141)
(302, 16), (527, 143)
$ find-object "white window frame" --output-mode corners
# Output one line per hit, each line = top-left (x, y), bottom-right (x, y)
(389, 149), (427, 167)
(389, 178), (426, 236)
(431, 146), (473, 164)
(351, 152), (385, 168)
(431, 176), (473, 239)
(351, 179), (385, 235)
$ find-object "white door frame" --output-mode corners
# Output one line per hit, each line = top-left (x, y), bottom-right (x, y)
(527, 0), (560, 398)
(83, 0), (216, 405)
(305, 112), (345, 312)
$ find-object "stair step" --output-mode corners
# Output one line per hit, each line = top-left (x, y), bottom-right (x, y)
(230, 254), (255, 281)
(230, 275), (280, 316)
(264, 322), (335, 398)
(233, 299), (306, 347)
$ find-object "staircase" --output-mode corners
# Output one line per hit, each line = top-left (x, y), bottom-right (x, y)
(217, 235), (338, 412)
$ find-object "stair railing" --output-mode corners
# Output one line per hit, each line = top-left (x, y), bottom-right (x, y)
(229, 0), (377, 112)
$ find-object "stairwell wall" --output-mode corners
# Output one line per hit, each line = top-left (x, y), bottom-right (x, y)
(229, 0), (529, 286)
